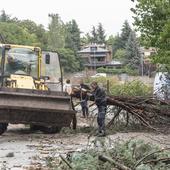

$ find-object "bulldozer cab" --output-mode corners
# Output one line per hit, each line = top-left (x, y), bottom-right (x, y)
(0, 44), (41, 88)
(42, 51), (63, 91)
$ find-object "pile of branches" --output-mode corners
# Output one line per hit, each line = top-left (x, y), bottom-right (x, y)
(106, 95), (170, 131)
(53, 139), (170, 170)
(72, 87), (170, 131)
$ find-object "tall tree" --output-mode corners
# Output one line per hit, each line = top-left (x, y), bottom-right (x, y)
(88, 23), (106, 44)
(112, 34), (123, 57)
(19, 20), (48, 49)
(97, 23), (106, 44)
(0, 22), (38, 45)
(120, 20), (132, 48)
(48, 14), (65, 50)
(57, 48), (79, 72)
(91, 26), (98, 43)
(65, 19), (81, 51)
(0, 10), (18, 23)
(0, 10), (11, 22)
(131, 0), (170, 69)
(65, 19), (82, 70)
(125, 31), (141, 70)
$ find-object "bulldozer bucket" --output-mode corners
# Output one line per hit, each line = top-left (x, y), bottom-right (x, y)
(0, 88), (76, 127)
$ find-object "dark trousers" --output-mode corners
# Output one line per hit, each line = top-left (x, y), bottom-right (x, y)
(97, 105), (106, 133)
(81, 100), (89, 117)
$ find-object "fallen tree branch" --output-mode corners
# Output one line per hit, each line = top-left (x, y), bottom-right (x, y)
(106, 108), (122, 128)
(143, 157), (170, 164)
(72, 87), (170, 131)
(99, 155), (131, 170)
(59, 154), (73, 169)
(133, 148), (170, 169)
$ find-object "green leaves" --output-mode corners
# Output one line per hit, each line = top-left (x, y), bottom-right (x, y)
(57, 48), (79, 73)
(85, 23), (106, 44)
(48, 14), (66, 50)
(0, 22), (38, 45)
(132, 0), (170, 69)
(109, 80), (152, 97)
(55, 139), (170, 170)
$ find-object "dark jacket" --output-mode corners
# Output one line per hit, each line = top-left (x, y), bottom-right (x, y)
(92, 86), (106, 106)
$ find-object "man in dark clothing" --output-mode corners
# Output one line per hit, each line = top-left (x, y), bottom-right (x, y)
(80, 93), (89, 118)
(90, 81), (107, 137)
(80, 82), (91, 118)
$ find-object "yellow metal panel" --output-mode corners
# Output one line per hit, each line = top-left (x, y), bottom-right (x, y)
(10, 74), (36, 89)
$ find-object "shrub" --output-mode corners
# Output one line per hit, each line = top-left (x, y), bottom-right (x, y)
(96, 67), (139, 76)
(85, 77), (152, 97)
(110, 80), (152, 97)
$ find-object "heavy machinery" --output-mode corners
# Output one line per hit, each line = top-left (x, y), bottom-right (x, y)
(0, 44), (76, 135)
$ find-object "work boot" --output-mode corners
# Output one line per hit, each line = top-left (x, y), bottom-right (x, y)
(97, 131), (106, 137)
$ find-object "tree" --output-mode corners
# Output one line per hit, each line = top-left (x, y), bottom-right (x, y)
(125, 31), (141, 70)
(106, 35), (115, 46)
(97, 23), (106, 44)
(153, 20), (170, 71)
(57, 48), (79, 72)
(91, 26), (98, 43)
(0, 10), (18, 23)
(112, 21), (132, 58)
(80, 35), (90, 47)
(0, 10), (11, 22)
(48, 14), (65, 50)
(114, 49), (126, 61)
(65, 19), (81, 51)
(87, 23), (106, 44)
(131, 0), (170, 69)
(120, 20), (132, 48)
(19, 20), (48, 49)
(112, 34), (122, 56)
(0, 22), (38, 45)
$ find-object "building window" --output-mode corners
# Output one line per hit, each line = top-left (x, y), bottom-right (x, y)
(97, 57), (104, 62)
(90, 46), (97, 52)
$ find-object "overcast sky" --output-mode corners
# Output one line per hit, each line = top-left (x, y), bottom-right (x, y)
(1, 0), (135, 36)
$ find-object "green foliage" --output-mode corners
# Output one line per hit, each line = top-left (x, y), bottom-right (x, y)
(110, 80), (152, 96)
(48, 13), (66, 50)
(0, 22), (38, 45)
(91, 26), (98, 44)
(71, 151), (99, 170)
(65, 20), (82, 70)
(125, 31), (141, 70)
(114, 48), (126, 60)
(112, 20), (132, 53)
(0, 10), (11, 22)
(65, 19), (81, 51)
(112, 34), (122, 56)
(57, 48), (79, 73)
(96, 67), (139, 76)
(111, 21), (141, 71)
(87, 23), (106, 44)
(131, 0), (170, 69)
(106, 35), (115, 47)
(19, 20), (48, 49)
(86, 76), (151, 97)
(0, 11), (47, 48)
(97, 67), (125, 74)
(120, 20), (132, 48)
(97, 23), (106, 44)
(54, 139), (170, 170)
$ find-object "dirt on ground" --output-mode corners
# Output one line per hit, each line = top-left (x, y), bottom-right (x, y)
(0, 115), (170, 170)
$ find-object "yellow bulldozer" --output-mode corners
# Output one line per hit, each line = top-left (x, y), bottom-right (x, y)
(0, 44), (76, 135)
